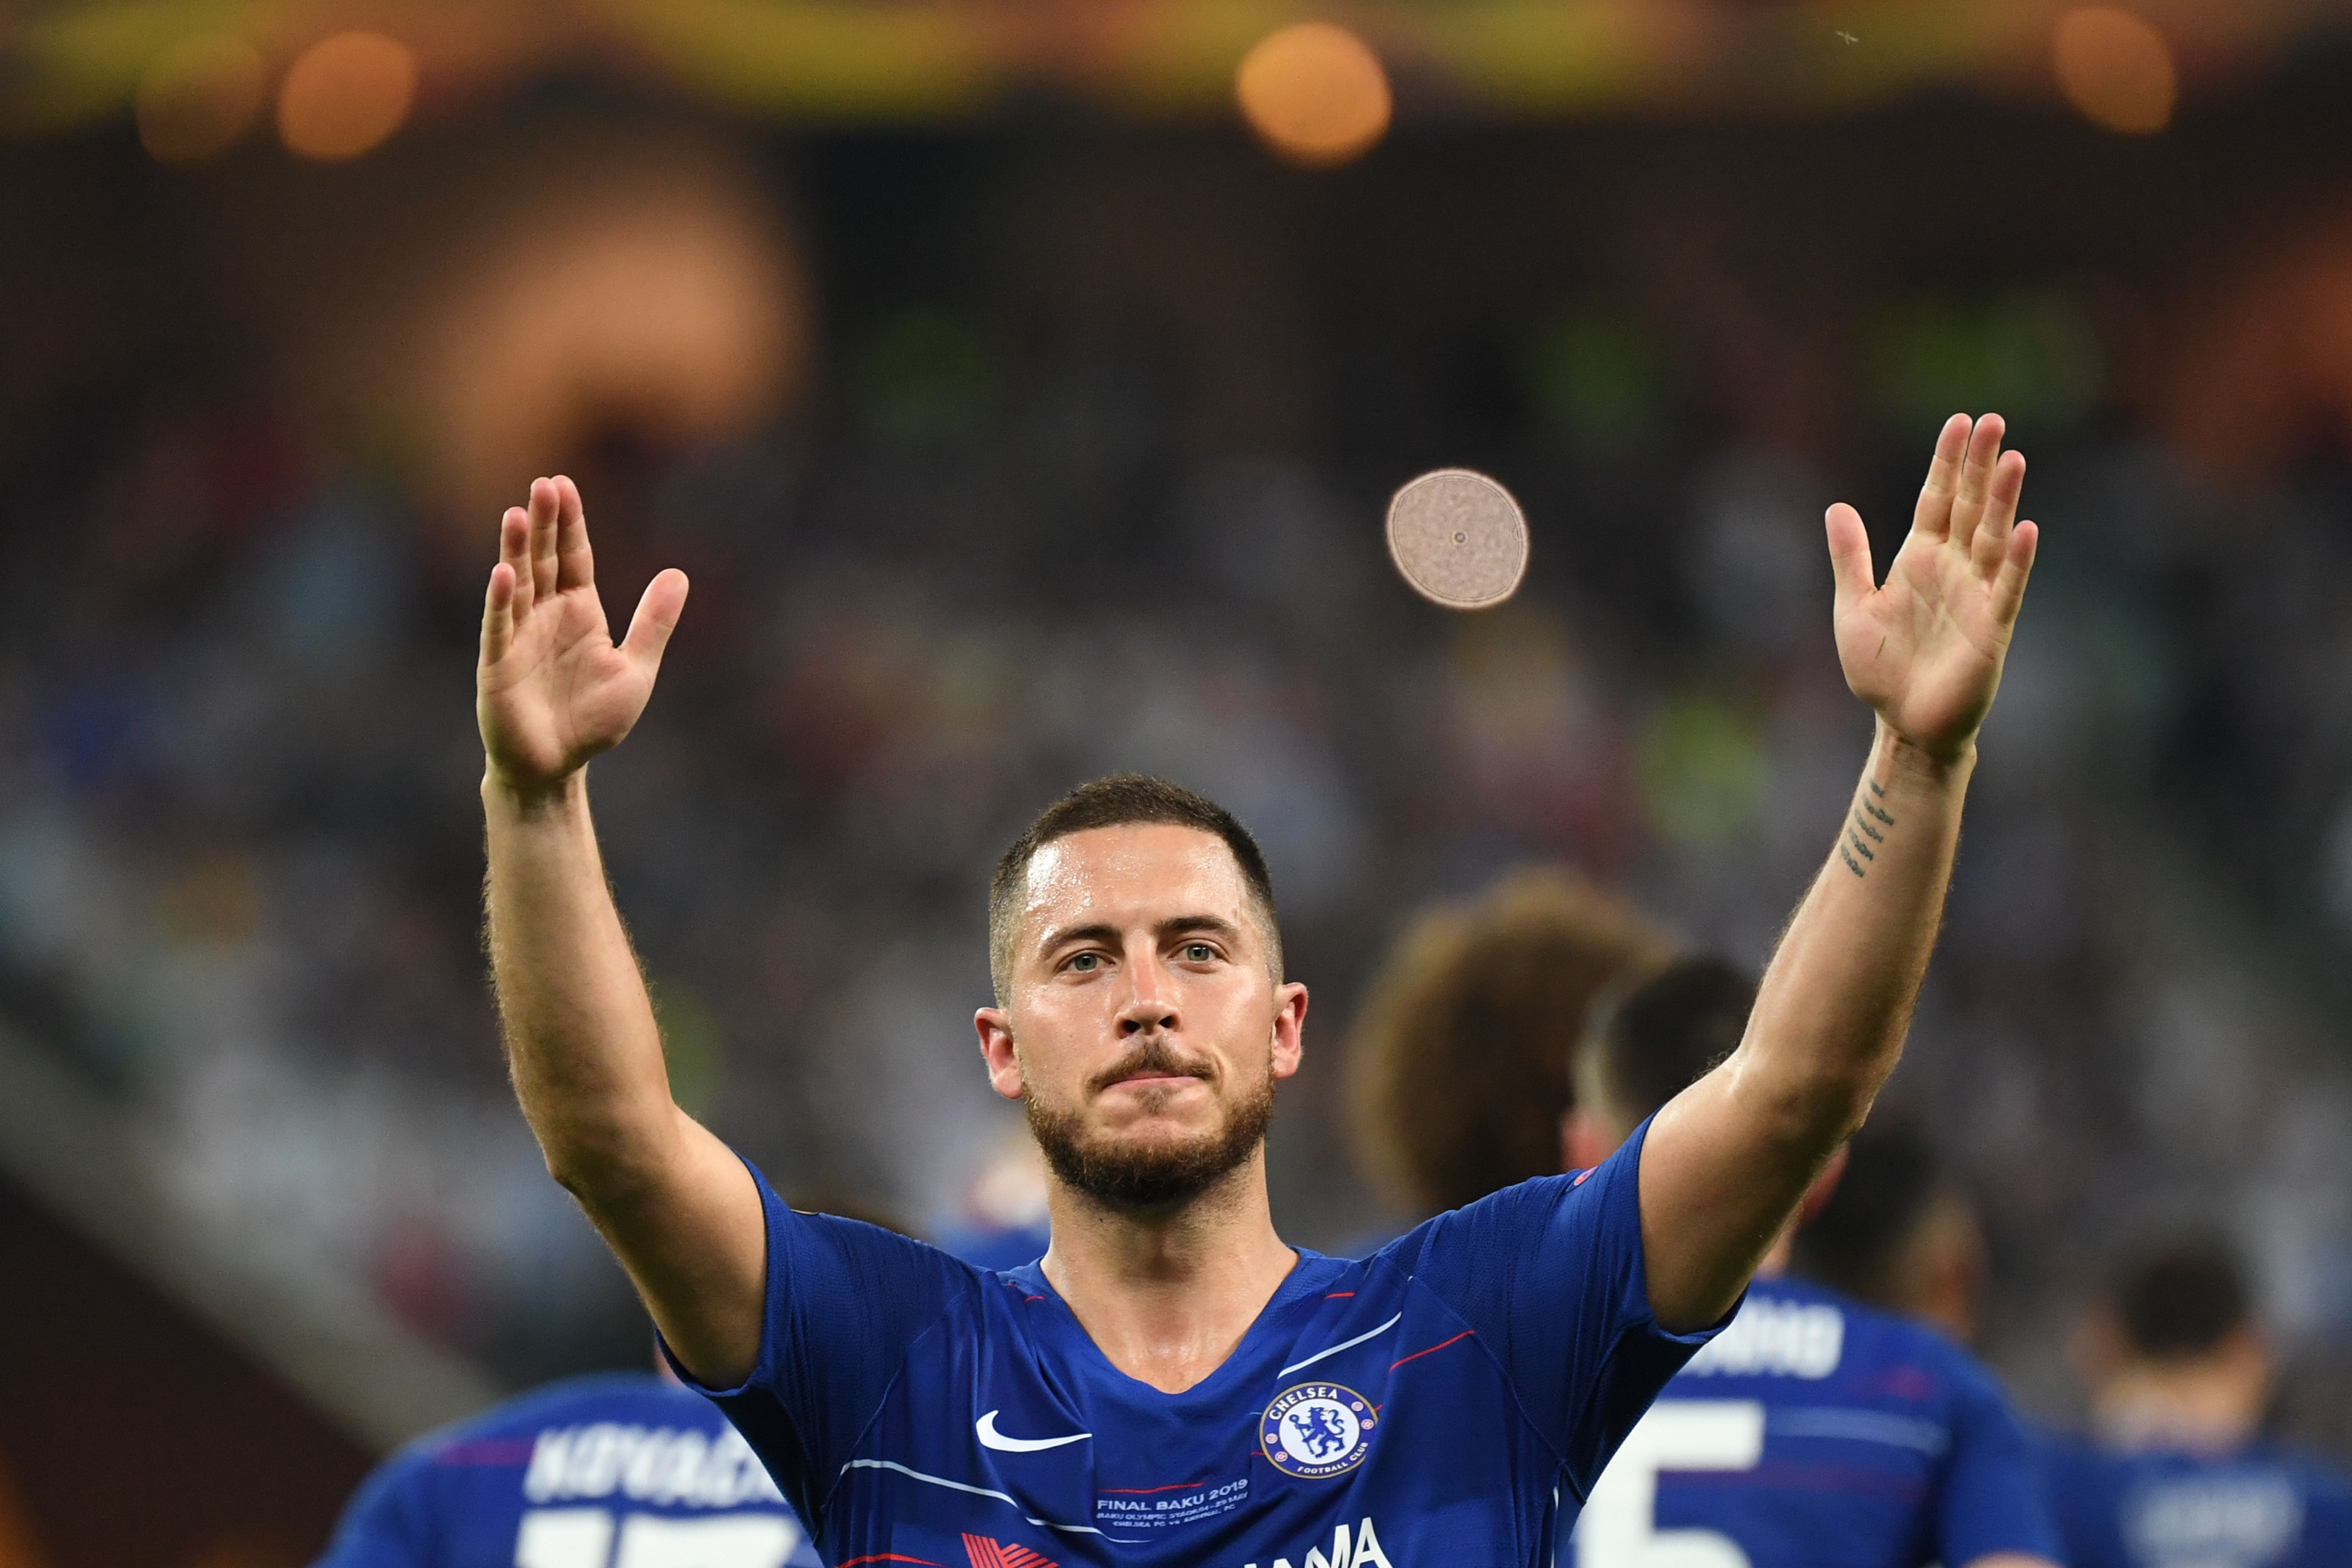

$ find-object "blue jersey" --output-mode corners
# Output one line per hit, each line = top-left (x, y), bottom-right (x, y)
(314, 1372), (818, 1568)
(2043, 1435), (2352, 1568)
(1570, 1276), (2060, 1568)
(678, 1120), (1715, 1568)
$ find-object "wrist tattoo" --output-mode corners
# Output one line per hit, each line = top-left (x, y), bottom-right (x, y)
(1841, 776), (1895, 878)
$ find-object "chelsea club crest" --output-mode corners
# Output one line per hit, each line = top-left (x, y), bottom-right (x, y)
(1260, 1382), (1377, 1479)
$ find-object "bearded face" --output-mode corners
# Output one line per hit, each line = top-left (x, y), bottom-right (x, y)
(1023, 1031), (1278, 1210)
(974, 823), (1306, 1215)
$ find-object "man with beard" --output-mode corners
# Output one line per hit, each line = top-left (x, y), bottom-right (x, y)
(476, 413), (2039, 1567)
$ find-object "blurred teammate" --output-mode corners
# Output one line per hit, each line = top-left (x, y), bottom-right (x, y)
(1559, 958), (2061, 1568)
(314, 1362), (815, 1568)
(1792, 1110), (1990, 1345)
(2045, 1236), (2352, 1568)
(936, 1125), (1054, 1271)
(472, 413), (2038, 1563)
(1349, 866), (1666, 1220)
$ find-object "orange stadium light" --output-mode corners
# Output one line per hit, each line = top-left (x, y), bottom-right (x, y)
(2053, 7), (2176, 135)
(278, 32), (418, 162)
(136, 35), (267, 163)
(1235, 22), (1392, 169)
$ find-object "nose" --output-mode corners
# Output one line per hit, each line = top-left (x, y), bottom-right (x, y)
(1116, 947), (1179, 1037)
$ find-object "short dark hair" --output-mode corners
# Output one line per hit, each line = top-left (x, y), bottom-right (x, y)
(987, 774), (1278, 1005)
(1791, 1110), (1941, 1301)
(1587, 956), (1756, 1128)
(2113, 1234), (2249, 1361)
(1349, 868), (1669, 1215)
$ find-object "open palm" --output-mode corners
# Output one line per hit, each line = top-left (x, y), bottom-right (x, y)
(1828, 414), (2039, 765)
(477, 476), (688, 795)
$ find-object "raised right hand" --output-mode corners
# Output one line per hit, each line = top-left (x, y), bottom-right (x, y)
(477, 476), (688, 797)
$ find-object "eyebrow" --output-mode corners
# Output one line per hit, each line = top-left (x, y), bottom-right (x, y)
(1037, 913), (1247, 957)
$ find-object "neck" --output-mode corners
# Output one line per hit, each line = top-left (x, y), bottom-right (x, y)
(2093, 1355), (2267, 1453)
(1039, 1151), (1297, 1394)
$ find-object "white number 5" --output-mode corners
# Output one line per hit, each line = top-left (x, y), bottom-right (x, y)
(1574, 1401), (1765, 1568)
(516, 1510), (802, 1568)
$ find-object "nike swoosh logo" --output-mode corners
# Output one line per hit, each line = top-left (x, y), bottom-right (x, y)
(976, 1410), (1092, 1453)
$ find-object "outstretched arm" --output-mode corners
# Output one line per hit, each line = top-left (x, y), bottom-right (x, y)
(479, 476), (764, 1386)
(1638, 414), (2039, 1332)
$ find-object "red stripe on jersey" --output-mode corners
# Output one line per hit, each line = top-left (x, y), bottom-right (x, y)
(1390, 1328), (1477, 1371)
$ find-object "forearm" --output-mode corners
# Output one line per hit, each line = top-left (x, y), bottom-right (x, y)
(1642, 721), (1968, 1326)
(483, 768), (765, 1382)
(482, 771), (681, 1199)
(1737, 719), (1968, 1144)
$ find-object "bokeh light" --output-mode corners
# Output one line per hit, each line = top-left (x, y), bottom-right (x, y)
(278, 33), (418, 162)
(414, 136), (808, 520)
(2053, 8), (2177, 135)
(135, 36), (267, 164)
(1235, 22), (1392, 169)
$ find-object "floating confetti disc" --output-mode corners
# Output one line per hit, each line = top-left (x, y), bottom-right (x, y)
(1386, 468), (1528, 609)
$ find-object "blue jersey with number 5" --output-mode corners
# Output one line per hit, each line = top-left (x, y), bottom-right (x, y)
(1569, 1275), (2060, 1568)
(313, 1372), (818, 1568)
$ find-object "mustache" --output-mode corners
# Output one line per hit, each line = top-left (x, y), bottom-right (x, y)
(1087, 1037), (1216, 1096)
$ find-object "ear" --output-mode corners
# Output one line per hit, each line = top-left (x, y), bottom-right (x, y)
(1269, 982), (1309, 1081)
(1799, 1143), (1851, 1221)
(975, 1008), (1024, 1102)
(1563, 1108), (1617, 1173)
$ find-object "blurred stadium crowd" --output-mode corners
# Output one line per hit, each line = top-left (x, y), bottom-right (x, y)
(7, 89), (2352, 1480)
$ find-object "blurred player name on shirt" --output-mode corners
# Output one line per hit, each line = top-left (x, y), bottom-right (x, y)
(520, 1421), (787, 1509)
(2124, 1472), (2303, 1563)
(1679, 1297), (1845, 1380)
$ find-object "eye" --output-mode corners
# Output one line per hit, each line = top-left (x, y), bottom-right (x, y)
(1183, 942), (1216, 963)
(1066, 951), (1102, 973)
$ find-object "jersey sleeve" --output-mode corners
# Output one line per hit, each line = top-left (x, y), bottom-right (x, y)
(1931, 1352), (2065, 1566)
(1391, 1114), (1727, 1499)
(662, 1156), (973, 1525)
(310, 1444), (438, 1568)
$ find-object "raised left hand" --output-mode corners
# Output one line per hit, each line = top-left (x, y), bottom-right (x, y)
(1827, 412), (2039, 764)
